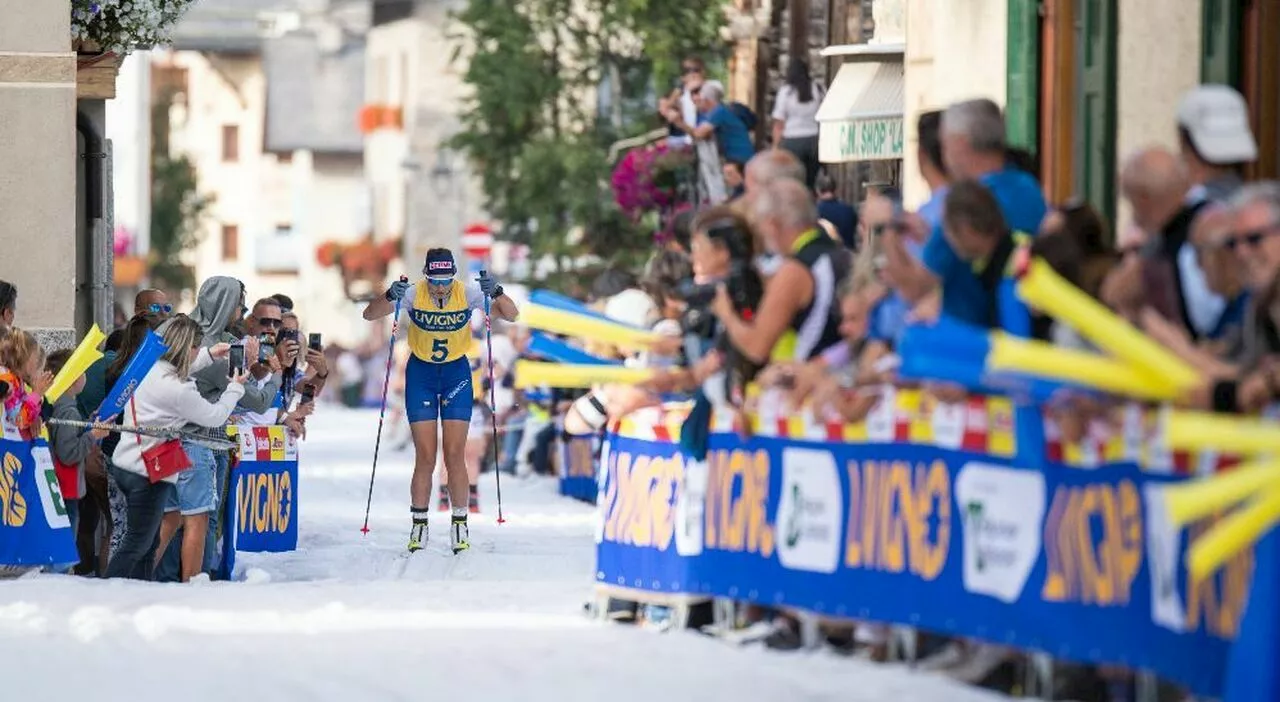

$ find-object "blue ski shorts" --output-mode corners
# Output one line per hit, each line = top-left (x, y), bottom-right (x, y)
(405, 355), (473, 424)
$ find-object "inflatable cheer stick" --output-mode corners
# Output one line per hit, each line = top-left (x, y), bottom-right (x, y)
(96, 330), (168, 419)
(513, 360), (653, 389)
(520, 302), (659, 351)
(1016, 258), (1201, 391)
(527, 332), (622, 366)
(44, 323), (106, 403)
(1187, 484), (1280, 581)
(1164, 409), (1280, 454)
(1164, 457), (1280, 527)
(529, 290), (642, 328)
(988, 332), (1181, 401)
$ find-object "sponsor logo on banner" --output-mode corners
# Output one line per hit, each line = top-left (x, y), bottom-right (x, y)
(675, 458), (707, 557)
(269, 428), (286, 462)
(252, 426), (271, 462)
(931, 401), (965, 449)
(0, 451), (28, 527)
(864, 386), (895, 441)
(954, 462), (1045, 603)
(1144, 482), (1186, 633)
(775, 448), (842, 573)
(31, 446), (70, 529)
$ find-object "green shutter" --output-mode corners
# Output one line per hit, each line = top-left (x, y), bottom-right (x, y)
(1006, 0), (1040, 152)
(1201, 0), (1241, 86)
(1074, 0), (1117, 223)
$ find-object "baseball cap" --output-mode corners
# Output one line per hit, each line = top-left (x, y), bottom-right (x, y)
(424, 249), (457, 281)
(1176, 85), (1257, 165)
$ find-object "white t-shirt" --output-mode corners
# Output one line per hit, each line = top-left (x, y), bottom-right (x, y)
(771, 82), (824, 139)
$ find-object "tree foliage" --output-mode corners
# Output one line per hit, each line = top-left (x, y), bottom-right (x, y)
(449, 0), (724, 281)
(149, 88), (213, 294)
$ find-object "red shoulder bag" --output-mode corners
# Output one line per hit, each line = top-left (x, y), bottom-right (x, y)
(130, 399), (191, 483)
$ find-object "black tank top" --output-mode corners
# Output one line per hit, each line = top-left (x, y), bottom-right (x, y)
(788, 229), (850, 360)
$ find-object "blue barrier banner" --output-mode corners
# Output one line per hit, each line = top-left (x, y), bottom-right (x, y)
(223, 425), (299, 576)
(596, 429), (1248, 697)
(559, 432), (598, 503)
(0, 436), (78, 567)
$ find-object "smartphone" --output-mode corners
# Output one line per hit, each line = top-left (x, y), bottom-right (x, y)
(299, 383), (316, 405)
(258, 333), (276, 362)
(308, 333), (322, 351)
(228, 343), (245, 375)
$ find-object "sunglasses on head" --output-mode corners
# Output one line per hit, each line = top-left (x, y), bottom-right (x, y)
(148, 303), (173, 314)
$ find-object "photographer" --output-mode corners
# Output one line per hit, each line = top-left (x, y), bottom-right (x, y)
(646, 206), (764, 434)
(715, 178), (848, 366)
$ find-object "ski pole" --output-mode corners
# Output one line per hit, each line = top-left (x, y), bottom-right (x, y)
(480, 269), (506, 524)
(361, 275), (408, 535)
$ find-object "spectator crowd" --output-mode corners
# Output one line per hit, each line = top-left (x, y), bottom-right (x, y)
(521, 56), (1271, 702)
(0, 278), (327, 583)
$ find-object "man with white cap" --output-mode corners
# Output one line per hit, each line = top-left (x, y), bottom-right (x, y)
(1177, 84), (1258, 205)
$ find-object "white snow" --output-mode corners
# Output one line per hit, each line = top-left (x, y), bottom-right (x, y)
(1, 407), (1008, 702)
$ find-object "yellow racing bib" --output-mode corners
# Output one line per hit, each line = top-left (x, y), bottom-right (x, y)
(407, 280), (473, 363)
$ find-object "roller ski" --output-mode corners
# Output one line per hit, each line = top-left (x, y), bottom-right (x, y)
(407, 508), (429, 553)
(450, 515), (470, 554)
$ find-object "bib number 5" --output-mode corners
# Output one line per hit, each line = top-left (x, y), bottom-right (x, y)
(431, 338), (449, 362)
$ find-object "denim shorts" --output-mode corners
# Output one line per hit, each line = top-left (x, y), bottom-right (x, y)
(166, 442), (218, 516)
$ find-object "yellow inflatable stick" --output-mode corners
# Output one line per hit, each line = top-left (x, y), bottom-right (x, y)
(988, 333), (1181, 400)
(1016, 258), (1201, 391)
(520, 303), (659, 351)
(44, 323), (106, 403)
(514, 360), (653, 389)
(1163, 457), (1280, 527)
(1164, 410), (1280, 454)
(1187, 484), (1280, 581)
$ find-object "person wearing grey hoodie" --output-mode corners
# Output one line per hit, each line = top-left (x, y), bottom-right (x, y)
(185, 276), (281, 578)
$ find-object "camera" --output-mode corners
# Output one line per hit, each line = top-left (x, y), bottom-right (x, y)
(673, 262), (757, 338)
(299, 383), (316, 406)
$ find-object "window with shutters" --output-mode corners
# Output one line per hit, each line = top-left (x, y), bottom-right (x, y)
(1202, 0), (1242, 87)
(1073, 0), (1117, 224)
(221, 224), (239, 261)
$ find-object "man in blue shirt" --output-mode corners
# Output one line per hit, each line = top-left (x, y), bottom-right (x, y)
(664, 80), (756, 166)
(889, 99), (1047, 326)
(815, 172), (858, 250)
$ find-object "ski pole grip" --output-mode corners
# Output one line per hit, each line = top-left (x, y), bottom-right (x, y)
(399, 275), (408, 283)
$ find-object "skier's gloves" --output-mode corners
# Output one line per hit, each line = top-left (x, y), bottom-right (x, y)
(385, 278), (411, 302)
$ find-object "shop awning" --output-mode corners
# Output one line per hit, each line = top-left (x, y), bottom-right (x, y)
(815, 59), (905, 163)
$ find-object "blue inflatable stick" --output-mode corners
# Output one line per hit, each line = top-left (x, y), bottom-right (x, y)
(527, 332), (622, 366)
(96, 330), (168, 419)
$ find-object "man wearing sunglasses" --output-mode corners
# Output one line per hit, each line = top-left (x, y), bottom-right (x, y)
(363, 248), (518, 554)
(133, 289), (171, 318)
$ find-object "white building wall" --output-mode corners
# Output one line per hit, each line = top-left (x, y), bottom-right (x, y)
(162, 50), (368, 344)
(902, 0), (1007, 208)
(105, 51), (152, 261)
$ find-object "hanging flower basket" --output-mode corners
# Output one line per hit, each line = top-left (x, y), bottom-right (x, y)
(71, 1), (198, 56)
(316, 241), (344, 268)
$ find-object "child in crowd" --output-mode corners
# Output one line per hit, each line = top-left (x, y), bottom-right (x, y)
(0, 329), (51, 440)
(45, 349), (112, 540)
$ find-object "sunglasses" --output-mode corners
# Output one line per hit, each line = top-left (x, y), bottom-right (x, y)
(1223, 227), (1280, 253)
(426, 276), (454, 286)
(682, 65), (701, 75)
(258, 317), (283, 329)
(148, 303), (173, 314)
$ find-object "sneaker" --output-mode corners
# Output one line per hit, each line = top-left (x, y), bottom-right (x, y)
(450, 516), (470, 554)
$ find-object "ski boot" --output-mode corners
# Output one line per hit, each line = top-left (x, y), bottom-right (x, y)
(450, 515), (470, 554)
(408, 508), (429, 552)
